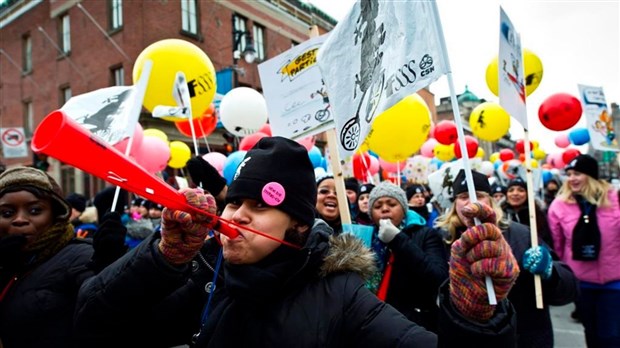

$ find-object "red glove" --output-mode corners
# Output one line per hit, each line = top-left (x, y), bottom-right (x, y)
(449, 221), (520, 322)
(158, 188), (217, 265)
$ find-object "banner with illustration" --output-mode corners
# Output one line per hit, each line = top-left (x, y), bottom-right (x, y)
(498, 7), (527, 129)
(257, 34), (332, 139)
(317, 0), (448, 160)
(578, 84), (618, 152)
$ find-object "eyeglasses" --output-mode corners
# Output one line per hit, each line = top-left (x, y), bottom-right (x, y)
(318, 187), (337, 196)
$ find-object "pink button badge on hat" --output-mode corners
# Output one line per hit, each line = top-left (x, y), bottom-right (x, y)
(262, 182), (286, 206)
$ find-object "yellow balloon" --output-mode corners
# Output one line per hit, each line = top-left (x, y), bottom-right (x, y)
(167, 141), (192, 169)
(489, 152), (500, 163)
(485, 48), (544, 96)
(434, 143), (455, 162)
(531, 140), (540, 150)
(470, 102), (511, 142)
(475, 147), (485, 159)
(532, 148), (546, 160)
(134, 39), (217, 122)
(527, 159), (539, 169)
(366, 94), (431, 162)
(143, 128), (168, 143)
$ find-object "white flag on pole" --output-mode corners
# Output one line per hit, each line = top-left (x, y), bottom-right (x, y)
(317, 0), (448, 160)
(60, 60), (152, 146)
(498, 7), (528, 129)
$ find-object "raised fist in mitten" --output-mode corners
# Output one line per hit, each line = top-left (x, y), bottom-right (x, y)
(460, 202), (497, 227)
(158, 188), (217, 265)
(449, 222), (520, 322)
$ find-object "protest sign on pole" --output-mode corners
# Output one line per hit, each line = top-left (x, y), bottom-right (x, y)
(498, 7), (543, 308)
(578, 84), (619, 152)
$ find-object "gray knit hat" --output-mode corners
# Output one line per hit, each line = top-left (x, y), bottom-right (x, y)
(0, 166), (71, 220)
(368, 181), (408, 215)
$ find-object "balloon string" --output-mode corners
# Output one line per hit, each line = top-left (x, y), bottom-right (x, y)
(359, 152), (374, 184)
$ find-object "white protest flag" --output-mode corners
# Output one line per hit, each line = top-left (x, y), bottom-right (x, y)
(317, 0), (448, 159)
(152, 71), (192, 120)
(60, 60), (152, 146)
(61, 86), (136, 145)
(498, 7), (528, 129)
(578, 84), (619, 152)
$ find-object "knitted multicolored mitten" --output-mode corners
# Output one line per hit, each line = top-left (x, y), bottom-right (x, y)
(158, 188), (217, 265)
(449, 222), (520, 322)
(523, 245), (553, 279)
(460, 202), (497, 227)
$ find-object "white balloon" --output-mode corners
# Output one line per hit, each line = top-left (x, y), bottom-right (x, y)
(219, 87), (268, 137)
(480, 161), (495, 177)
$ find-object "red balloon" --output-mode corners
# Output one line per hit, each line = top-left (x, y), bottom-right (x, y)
(454, 135), (479, 159)
(562, 148), (581, 164)
(518, 153), (526, 162)
(499, 148), (515, 161)
(175, 105), (217, 138)
(515, 139), (533, 154)
(238, 132), (268, 151)
(258, 123), (272, 137)
(538, 93), (583, 131)
(352, 152), (372, 181)
(433, 120), (458, 145)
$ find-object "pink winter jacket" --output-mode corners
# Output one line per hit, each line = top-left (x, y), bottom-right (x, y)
(547, 189), (620, 285)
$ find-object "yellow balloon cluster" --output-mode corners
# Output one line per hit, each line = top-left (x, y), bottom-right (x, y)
(485, 48), (543, 97)
(134, 39), (217, 122)
(366, 94), (431, 163)
(469, 102), (511, 142)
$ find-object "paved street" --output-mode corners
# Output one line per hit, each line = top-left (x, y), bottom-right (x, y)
(552, 303), (586, 348)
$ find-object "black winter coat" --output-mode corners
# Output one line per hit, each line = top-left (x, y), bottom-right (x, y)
(0, 240), (94, 348)
(383, 224), (448, 332)
(76, 220), (516, 348)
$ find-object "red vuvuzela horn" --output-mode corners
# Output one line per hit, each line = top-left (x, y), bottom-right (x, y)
(31, 110), (238, 238)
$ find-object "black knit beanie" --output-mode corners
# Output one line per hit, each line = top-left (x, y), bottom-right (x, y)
(226, 136), (317, 227)
(452, 169), (492, 196)
(406, 184), (426, 201)
(564, 154), (599, 180)
(507, 177), (527, 190)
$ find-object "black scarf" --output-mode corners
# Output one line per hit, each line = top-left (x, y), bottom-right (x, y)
(572, 195), (601, 261)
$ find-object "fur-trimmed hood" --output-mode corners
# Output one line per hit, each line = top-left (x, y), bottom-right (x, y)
(309, 220), (376, 281)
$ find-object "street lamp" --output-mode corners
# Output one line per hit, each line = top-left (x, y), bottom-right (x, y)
(232, 28), (256, 86)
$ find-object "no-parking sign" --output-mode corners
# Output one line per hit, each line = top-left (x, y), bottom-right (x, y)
(1, 127), (28, 158)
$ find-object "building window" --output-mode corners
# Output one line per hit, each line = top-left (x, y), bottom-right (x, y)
(109, 0), (123, 30)
(22, 34), (32, 73)
(23, 100), (33, 136)
(59, 14), (71, 54)
(181, 0), (198, 35)
(233, 15), (248, 53)
(112, 66), (124, 86)
(253, 24), (265, 61)
(60, 86), (72, 106)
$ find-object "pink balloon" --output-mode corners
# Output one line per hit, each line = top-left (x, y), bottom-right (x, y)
(132, 136), (171, 173)
(238, 132), (268, 151)
(297, 135), (316, 151)
(546, 152), (566, 169)
(554, 133), (570, 148)
(113, 123), (144, 157)
(202, 152), (227, 174)
(368, 156), (380, 175)
(258, 123), (272, 137)
(420, 138), (438, 158)
(379, 158), (406, 173)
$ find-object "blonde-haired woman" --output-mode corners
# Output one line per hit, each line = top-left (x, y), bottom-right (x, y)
(548, 154), (620, 347)
(438, 169), (578, 348)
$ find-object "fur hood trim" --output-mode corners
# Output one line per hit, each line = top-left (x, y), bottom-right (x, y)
(320, 233), (376, 280)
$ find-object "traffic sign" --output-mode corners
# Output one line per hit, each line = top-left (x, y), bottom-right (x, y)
(1, 127), (28, 158)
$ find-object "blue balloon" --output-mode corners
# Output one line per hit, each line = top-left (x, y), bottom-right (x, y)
(222, 150), (247, 185)
(542, 170), (553, 185)
(494, 159), (503, 170)
(368, 150), (379, 158)
(308, 146), (323, 168)
(320, 157), (328, 170)
(429, 158), (444, 168)
(568, 128), (590, 146)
